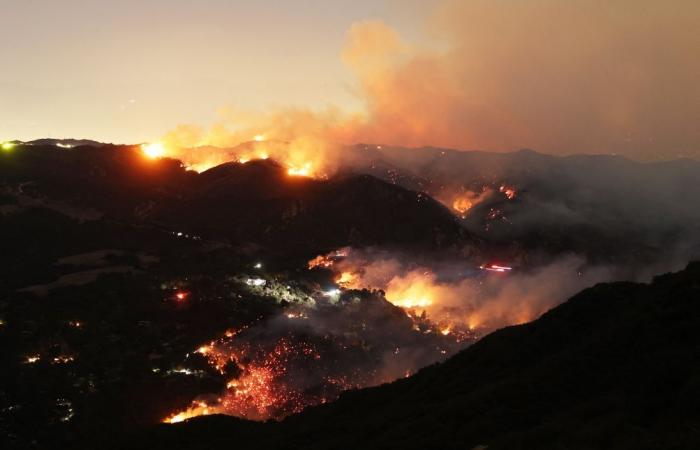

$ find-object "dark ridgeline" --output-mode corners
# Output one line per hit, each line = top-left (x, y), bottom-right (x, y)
(0, 143), (476, 255)
(132, 261), (700, 450)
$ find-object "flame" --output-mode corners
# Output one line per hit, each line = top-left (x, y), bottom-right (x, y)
(452, 197), (473, 215)
(160, 130), (332, 178)
(308, 249), (349, 270)
(164, 401), (211, 424)
(385, 272), (435, 309)
(287, 162), (313, 177)
(499, 185), (517, 200)
(441, 188), (493, 218)
(307, 248), (535, 333)
(335, 271), (356, 286)
(141, 142), (166, 159)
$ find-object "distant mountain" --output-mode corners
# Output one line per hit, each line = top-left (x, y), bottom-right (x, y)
(339, 145), (700, 266)
(134, 261), (700, 450)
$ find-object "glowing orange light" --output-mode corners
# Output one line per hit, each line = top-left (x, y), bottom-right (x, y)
(141, 142), (166, 159)
(287, 163), (312, 177)
(452, 197), (473, 215)
(335, 271), (356, 286)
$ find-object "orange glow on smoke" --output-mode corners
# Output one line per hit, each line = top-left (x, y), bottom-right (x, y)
(384, 271), (436, 309)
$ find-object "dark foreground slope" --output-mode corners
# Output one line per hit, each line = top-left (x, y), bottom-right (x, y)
(135, 262), (700, 450)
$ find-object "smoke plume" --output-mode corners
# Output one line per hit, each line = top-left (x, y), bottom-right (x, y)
(162, 0), (700, 162)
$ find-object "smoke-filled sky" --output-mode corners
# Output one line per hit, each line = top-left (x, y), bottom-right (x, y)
(1, 0), (698, 159)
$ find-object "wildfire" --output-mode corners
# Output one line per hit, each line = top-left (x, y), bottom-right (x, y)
(452, 197), (473, 216)
(308, 249), (348, 270)
(446, 188), (492, 218)
(52, 355), (75, 364)
(335, 271), (356, 286)
(25, 355), (41, 364)
(238, 152), (269, 164)
(164, 401), (212, 424)
(306, 248), (526, 333)
(499, 184), (517, 200)
(162, 260), (483, 426)
(141, 142), (166, 159)
(480, 263), (513, 273)
(165, 334), (350, 423)
(287, 162), (313, 177)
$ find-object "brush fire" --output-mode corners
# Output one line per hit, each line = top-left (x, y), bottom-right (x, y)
(161, 261), (480, 424)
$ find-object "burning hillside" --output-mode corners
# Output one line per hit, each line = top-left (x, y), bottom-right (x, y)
(308, 247), (616, 332)
(162, 280), (475, 423)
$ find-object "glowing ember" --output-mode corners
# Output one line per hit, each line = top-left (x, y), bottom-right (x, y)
(480, 263), (513, 273)
(175, 291), (189, 301)
(499, 184), (517, 200)
(141, 142), (166, 159)
(52, 355), (75, 364)
(25, 355), (41, 364)
(165, 335), (352, 422)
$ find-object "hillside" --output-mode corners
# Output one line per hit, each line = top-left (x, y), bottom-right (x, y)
(136, 261), (700, 450)
(0, 144), (475, 254)
(341, 145), (700, 266)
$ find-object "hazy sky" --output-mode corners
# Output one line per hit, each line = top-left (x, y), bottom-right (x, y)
(0, 0), (430, 142)
(1, 0), (698, 159)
